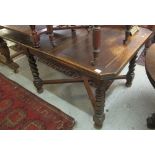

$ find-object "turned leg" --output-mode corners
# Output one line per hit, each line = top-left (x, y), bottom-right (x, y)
(126, 54), (137, 87)
(26, 49), (43, 93)
(46, 25), (55, 46)
(93, 81), (106, 128)
(91, 26), (101, 66)
(29, 25), (40, 48)
(0, 37), (19, 73)
(46, 25), (54, 41)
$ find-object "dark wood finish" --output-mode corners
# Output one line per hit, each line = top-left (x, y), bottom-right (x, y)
(124, 26), (140, 45)
(83, 77), (96, 109)
(145, 44), (155, 87)
(26, 49), (43, 93)
(145, 44), (155, 129)
(1, 25), (90, 35)
(92, 26), (101, 66)
(43, 78), (85, 84)
(29, 25), (40, 48)
(140, 25), (155, 54)
(123, 25), (132, 44)
(126, 54), (138, 87)
(0, 37), (19, 73)
(0, 26), (152, 128)
(38, 55), (81, 78)
(1, 25), (125, 36)
(0, 26), (152, 79)
(2, 25), (90, 48)
(46, 25), (54, 43)
(93, 81), (106, 128)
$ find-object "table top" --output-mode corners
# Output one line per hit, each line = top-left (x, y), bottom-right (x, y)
(0, 26), (152, 80)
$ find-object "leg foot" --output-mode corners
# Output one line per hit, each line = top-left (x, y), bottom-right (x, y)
(147, 113), (155, 129)
(36, 85), (43, 94)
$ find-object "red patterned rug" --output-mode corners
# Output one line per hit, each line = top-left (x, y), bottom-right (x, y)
(0, 73), (75, 130)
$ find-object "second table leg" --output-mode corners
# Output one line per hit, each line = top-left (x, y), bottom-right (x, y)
(93, 81), (106, 128)
(126, 53), (137, 87)
(26, 49), (43, 93)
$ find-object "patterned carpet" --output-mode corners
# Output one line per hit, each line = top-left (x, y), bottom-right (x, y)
(0, 73), (75, 130)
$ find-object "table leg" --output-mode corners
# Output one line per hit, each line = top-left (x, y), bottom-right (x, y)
(26, 49), (43, 93)
(126, 54), (137, 87)
(93, 81), (106, 128)
(0, 37), (19, 73)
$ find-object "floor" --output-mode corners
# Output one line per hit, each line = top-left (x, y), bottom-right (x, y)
(0, 44), (155, 130)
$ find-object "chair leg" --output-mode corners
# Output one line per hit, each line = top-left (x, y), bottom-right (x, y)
(46, 25), (54, 41)
(91, 26), (101, 66)
(29, 25), (40, 48)
(46, 25), (55, 46)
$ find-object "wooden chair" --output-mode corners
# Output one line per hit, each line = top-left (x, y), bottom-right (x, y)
(29, 25), (139, 66)
(29, 25), (90, 48)
(145, 44), (155, 129)
(140, 25), (155, 53)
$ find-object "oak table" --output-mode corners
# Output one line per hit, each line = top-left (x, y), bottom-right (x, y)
(0, 26), (152, 128)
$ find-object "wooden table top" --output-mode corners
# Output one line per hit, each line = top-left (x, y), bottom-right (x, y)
(0, 26), (152, 80)
(1, 25), (45, 35)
